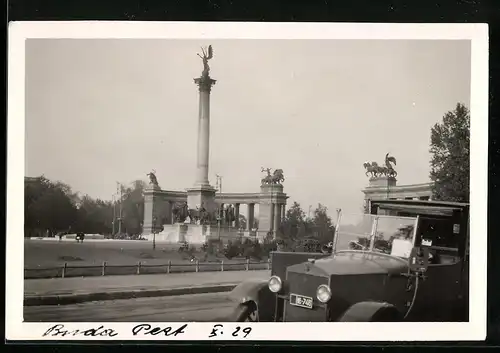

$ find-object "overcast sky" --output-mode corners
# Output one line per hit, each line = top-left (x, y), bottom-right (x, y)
(25, 39), (471, 217)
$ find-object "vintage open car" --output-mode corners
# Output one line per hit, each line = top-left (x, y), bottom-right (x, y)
(227, 199), (470, 322)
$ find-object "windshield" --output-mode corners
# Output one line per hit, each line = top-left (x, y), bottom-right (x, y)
(334, 212), (418, 259)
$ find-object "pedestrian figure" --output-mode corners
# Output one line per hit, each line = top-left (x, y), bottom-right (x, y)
(76, 232), (85, 243)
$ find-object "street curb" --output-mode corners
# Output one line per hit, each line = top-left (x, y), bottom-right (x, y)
(24, 283), (237, 307)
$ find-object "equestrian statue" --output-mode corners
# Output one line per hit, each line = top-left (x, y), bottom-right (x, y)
(261, 167), (285, 185)
(188, 203), (215, 225)
(172, 202), (189, 223)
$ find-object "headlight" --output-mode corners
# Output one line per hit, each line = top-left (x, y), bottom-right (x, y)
(316, 284), (332, 303)
(268, 275), (282, 293)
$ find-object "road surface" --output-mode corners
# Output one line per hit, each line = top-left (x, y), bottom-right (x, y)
(24, 292), (237, 322)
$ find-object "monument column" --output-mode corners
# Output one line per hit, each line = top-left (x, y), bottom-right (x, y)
(186, 45), (217, 213)
(193, 76), (215, 187)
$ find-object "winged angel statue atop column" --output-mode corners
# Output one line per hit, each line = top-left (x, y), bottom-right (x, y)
(197, 45), (214, 78)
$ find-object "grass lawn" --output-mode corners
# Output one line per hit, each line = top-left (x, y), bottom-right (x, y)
(24, 239), (269, 279)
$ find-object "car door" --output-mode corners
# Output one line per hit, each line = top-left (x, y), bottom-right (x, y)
(411, 255), (463, 321)
(404, 215), (465, 321)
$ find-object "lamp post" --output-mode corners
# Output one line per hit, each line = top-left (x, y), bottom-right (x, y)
(152, 216), (157, 250)
(332, 208), (342, 253)
(117, 182), (123, 235)
(216, 174), (223, 242)
(112, 194), (116, 236)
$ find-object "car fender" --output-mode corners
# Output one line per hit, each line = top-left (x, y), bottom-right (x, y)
(228, 279), (269, 304)
(228, 279), (276, 321)
(338, 301), (403, 322)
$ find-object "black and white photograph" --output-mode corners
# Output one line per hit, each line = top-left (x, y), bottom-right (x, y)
(7, 22), (488, 341)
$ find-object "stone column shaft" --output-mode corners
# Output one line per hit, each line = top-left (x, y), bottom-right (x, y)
(193, 77), (216, 188)
(195, 90), (210, 186)
(274, 203), (280, 233)
(247, 203), (255, 231)
(220, 203), (224, 225)
(235, 203), (240, 228)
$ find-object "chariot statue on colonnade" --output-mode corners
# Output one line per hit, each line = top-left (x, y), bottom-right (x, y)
(261, 167), (285, 185)
(363, 153), (398, 178)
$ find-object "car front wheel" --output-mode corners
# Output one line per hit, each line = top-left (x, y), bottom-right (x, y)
(233, 302), (259, 322)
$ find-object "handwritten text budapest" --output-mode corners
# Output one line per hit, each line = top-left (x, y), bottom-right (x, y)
(42, 324), (253, 339)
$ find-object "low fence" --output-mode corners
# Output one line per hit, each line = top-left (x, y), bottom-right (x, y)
(24, 258), (272, 279)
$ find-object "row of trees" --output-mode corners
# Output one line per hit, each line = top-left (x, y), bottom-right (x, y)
(275, 202), (337, 247)
(24, 173), (336, 245)
(25, 177), (147, 238)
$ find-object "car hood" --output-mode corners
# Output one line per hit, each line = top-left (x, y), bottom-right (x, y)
(287, 250), (408, 276)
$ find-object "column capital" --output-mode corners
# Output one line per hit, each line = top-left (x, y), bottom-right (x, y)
(194, 76), (217, 92)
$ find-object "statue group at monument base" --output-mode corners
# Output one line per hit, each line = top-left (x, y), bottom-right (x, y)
(143, 223), (260, 245)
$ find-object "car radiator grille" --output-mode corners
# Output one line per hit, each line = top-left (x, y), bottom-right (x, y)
(284, 271), (328, 322)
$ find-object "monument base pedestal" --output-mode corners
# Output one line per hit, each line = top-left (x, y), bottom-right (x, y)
(146, 223), (245, 245)
(142, 186), (164, 235)
(186, 185), (217, 213)
(259, 183), (287, 238)
(368, 176), (397, 188)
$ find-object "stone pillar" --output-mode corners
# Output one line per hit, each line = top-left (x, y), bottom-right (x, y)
(226, 204), (232, 227)
(259, 183), (286, 237)
(270, 203), (275, 232)
(186, 75), (217, 213)
(217, 202), (225, 226)
(143, 187), (162, 235)
(281, 204), (286, 221)
(274, 203), (280, 234)
(193, 76), (216, 187)
(247, 203), (255, 231)
(234, 203), (240, 228)
(169, 201), (175, 224)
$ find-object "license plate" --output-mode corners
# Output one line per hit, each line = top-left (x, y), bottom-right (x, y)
(289, 293), (313, 309)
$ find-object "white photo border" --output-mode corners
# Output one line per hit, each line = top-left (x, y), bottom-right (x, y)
(7, 21), (489, 341)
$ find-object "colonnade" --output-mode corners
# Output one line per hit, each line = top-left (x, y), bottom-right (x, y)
(160, 199), (286, 234)
(143, 184), (288, 236)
